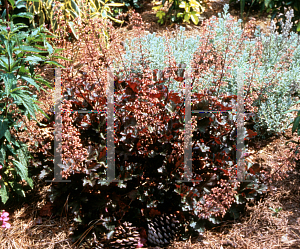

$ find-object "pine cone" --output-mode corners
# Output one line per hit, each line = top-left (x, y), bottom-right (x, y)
(147, 213), (180, 247)
(78, 239), (104, 249)
(110, 221), (141, 249)
(78, 232), (104, 249)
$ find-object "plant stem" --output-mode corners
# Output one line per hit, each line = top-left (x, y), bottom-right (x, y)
(4, 0), (9, 22)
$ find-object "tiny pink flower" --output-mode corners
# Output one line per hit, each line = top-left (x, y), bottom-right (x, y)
(136, 240), (144, 248)
(0, 211), (10, 229)
(2, 222), (10, 229)
(1, 212), (9, 218)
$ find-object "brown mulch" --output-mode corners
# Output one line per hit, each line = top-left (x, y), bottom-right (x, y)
(113, 0), (273, 42)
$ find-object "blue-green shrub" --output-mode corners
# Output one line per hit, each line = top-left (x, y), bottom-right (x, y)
(113, 26), (201, 94)
(114, 4), (300, 137)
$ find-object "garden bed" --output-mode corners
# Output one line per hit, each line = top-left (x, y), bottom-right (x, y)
(0, 0), (300, 248)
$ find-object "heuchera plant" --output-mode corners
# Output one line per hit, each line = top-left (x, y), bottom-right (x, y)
(44, 6), (273, 245)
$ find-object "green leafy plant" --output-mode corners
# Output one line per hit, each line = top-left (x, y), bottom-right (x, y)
(284, 99), (300, 158)
(85, 0), (125, 20)
(153, 6), (165, 24)
(269, 206), (282, 217)
(229, 0), (300, 33)
(0, 12), (63, 204)
(152, 0), (206, 25)
(26, 0), (125, 40)
(177, 0), (205, 24)
(0, 0), (33, 29)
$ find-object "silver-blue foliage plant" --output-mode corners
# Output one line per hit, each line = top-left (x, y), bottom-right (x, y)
(113, 4), (300, 137)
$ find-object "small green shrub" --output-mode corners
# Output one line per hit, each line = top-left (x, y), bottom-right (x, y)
(152, 0), (207, 25)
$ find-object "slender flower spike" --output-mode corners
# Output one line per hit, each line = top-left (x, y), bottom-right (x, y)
(6, 26), (10, 32)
